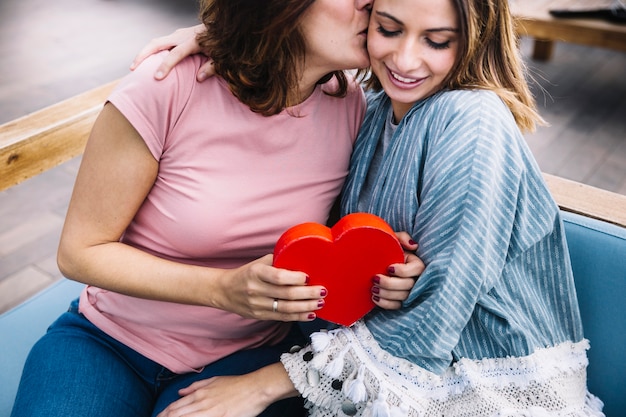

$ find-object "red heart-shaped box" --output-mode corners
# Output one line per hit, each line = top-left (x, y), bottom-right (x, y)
(273, 213), (403, 326)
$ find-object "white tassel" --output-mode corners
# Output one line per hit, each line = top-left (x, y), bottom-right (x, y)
(370, 390), (391, 417)
(323, 355), (344, 379)
(323, 346), (349, 378)
(310, 331), (333, 353)
(342, 365), (369, 403)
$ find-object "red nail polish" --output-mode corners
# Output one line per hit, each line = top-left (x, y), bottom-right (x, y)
(308, 313), (316, 320)
(372, 275), (380, 284)
(305, 275), (310, 285)
(372, 286), (380, 294)
(320, 289), (327, 297)
(409, 239), (417, 245)
(372, 295), (380, 302)
(317, 299), (325, 308)
(387, 266), (395, 274)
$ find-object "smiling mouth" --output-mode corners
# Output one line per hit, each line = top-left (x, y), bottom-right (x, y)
(391, 70), (418, 84)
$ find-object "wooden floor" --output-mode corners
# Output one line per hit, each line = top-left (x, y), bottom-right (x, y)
(1, 0), (625, 313)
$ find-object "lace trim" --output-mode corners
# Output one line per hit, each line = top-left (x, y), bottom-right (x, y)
(281, 321), (604, 417)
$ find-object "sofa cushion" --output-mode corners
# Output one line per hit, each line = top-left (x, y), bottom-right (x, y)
(562, 211), (626, 417)
(0, 279), (84, 416)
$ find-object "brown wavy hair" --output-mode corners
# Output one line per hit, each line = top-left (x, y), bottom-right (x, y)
(197, 0), (349, 116)
(366, 0), (544, 132)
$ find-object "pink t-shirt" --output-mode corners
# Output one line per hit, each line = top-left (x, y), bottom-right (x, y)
(78, 54), (365, 373)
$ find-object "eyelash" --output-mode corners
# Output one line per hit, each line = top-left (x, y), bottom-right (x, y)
(376, 25), (400, 37)
(427, 39), (451, 50)
(376, 25), (451, 50)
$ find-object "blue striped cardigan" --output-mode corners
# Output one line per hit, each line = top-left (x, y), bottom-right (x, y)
(341, 89), (584, 374)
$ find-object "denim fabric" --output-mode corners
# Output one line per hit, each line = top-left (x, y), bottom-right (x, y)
(11, 299), (307, 417)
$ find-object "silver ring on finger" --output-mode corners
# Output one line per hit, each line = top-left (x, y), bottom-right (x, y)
(272, 299), (279, 313)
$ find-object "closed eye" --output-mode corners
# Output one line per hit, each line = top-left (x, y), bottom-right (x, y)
(426, 38), (451, 50)
(376, 24), (401, 37)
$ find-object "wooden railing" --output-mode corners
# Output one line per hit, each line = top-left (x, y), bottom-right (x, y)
(1, 80), (625, 226)
(0, 80), (118, 192)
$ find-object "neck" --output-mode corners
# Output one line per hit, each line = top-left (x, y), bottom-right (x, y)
(391, 100), (411, 123)
(286, 82), (317, 107)
(288, 62), (335, 107)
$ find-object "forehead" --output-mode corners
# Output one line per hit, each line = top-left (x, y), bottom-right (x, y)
(372, 0), (459, 25)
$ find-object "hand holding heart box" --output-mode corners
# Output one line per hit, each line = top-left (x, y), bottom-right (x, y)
(273, 213), (404, 326)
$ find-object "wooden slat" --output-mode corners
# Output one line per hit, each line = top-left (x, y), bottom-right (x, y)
(511, 0), (626, 60)
(544, 173), (626, 229)
(0, 80), (118, 192)
(516, 18), (626, 53)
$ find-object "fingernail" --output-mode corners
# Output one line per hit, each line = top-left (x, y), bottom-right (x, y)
(409, 239), (417, 245)
(317, 299), (325, 308)
(387, 266), (395, 274)
(372, 275), (380, 284)
(320, 289), (327, 297)
(307, 313), (316, 320)
(371, 286), (380, 294)
(372, 295), (380, 302)
(305, 275), (310, 285)
(155, 71), (164, 79)
(198, 72), (207, 81)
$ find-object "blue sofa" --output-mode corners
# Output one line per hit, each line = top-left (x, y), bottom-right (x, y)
(1, 210), (625, 416)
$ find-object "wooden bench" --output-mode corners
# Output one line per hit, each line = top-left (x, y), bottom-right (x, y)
(511, 0), (626, 60)
(0, 80), (118, 192)
(1, 82), (625, 416)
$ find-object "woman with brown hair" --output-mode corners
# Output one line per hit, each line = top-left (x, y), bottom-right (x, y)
(10, 1), (424, 417)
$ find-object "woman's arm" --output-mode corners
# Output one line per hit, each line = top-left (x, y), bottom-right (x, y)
(157, 363), (297, 417)
(57, 103), (325, 321)
(130, 24), (214, 82)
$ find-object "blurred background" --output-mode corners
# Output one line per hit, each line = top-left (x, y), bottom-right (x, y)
(0, 0), (199, 122)
(0, 0), (625, 312)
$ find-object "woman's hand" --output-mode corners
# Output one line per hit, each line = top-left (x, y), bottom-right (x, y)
(157, 363), (298, 417)
(216, 231), (421, 320)
(157, 377), (267, 417)
(130, 24), (215, 82)
(213, 254), (327, 322)
(372, 232), (423, 310)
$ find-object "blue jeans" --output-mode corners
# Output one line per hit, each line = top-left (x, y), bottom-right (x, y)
(11, 300), (308, 417)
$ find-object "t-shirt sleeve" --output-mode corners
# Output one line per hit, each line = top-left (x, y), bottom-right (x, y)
(107, 53), (201, 160)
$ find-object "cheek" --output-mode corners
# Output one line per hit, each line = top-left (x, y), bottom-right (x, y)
(366, 36), (386, 65)
(433, 50), (457, 77)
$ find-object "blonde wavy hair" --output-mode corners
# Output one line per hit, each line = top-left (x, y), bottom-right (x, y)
(366, 0), (544, 132)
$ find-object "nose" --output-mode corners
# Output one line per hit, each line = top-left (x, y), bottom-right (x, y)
(355, 0), (372, 12)
(395, 38), (422, 73)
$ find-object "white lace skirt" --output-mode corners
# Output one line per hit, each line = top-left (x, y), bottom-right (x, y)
(281, 321), (604, 417)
